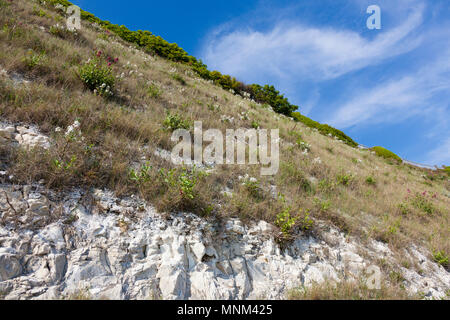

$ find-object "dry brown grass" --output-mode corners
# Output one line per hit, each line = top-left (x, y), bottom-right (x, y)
(0, 0), (448, 278)
(287, 280), (417, 300)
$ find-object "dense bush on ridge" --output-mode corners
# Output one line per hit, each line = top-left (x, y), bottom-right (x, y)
(291, 112), (358, 147)
(371, 146), (402, 162)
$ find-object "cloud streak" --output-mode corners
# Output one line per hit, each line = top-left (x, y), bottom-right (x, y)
(201, 4), (424, 81)
(325, 55), (450, 128)
(423, 137), (450, 166)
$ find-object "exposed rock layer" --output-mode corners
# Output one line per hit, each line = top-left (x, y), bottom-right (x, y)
(0, 185), (448, 300)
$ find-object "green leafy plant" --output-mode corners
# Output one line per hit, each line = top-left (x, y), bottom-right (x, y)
(397, 202), (410, 216)
(276, 207), (298, 236)
(207, 103), (220, 112)
(313, 197), (331, 212)
(79, 51), (116, 97)
(336, 173), (353, 186)
(365, 176), (376, 185)
(23, 50), (46, 69)
(147, 83), (161, 98)
(129, 162), (152, 184)
(432, 250), (449, 267)
(318, 178), (335, 193)
(159, 167), (207, 201)
(171, 73), (186, 85)
(251, 120), (260, 129)
(299, 211), (314, 231)
(288, 132), (309, 151)
(32, 6), (49, 18)
(53, 155), (77, 171)
(410, 192), (436, 215)
(163, 113), (191, 131)
(243, 178), (264, 200)
(387, 224), (398, 236)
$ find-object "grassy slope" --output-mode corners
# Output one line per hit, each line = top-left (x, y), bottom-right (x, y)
(0, 0), (448, 277)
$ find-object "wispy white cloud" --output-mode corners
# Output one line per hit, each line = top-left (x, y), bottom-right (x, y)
(325, 55), (450, 128)
(201, 3), (424, 81)
(422, 137), (450, 166)
(326, 52), (450, 166)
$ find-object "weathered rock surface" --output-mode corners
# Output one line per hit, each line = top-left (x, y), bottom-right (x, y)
(0, 122), (50, 150)
(0, 185), (448, 300)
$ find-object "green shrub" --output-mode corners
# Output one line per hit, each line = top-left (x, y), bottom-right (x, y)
(23, 50), (46, 69)
(318, 178), (335, 193)
(163, 113), (191, 131)
(79, 54), (115, 97)
(251, 120), (260, 129)
(207, 103), (220, 112)
(443, 166), (450, 176)
(365, 176), (376, 185)
(248, 84), (296, 115)
(147, 83), (161, 98)
(313, 197), (331, 212)
(0, 0), (10, 8)
(159, 167), (207, 201)
(290, 131), (310, 151)
(371, 146), (402, 162)
(53, 155), (77, 171)
(299, 211), (314, 231)
(242, 178), (264, 200)
(276, 207), (298, 236)
(32, 6), (49, 18)
(411, 192), (435, 215)
(280, 162), (312, 193)
(336, 173), (353, 186)
(397, 202), (410, 216)
(432, 250), (449, 267)
(171, 74), (186, 85)
(129, 162), (153, 184)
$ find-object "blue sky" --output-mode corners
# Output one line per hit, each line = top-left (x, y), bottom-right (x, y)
(72, 0), (450, 166)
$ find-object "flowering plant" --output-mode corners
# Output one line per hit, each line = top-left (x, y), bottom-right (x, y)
(79, 50), (118, 97)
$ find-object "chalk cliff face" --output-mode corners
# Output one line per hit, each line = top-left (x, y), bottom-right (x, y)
(0, 185), (448, 300)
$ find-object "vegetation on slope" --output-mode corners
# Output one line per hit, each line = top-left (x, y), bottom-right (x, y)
(287, 280), (417, 300)
(291, 112), (358, 147)
(47, 0), (357, 145)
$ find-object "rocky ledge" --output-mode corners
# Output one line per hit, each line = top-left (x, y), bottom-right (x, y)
(0, 122), (50, 150)
(0, 184), (448, 300)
